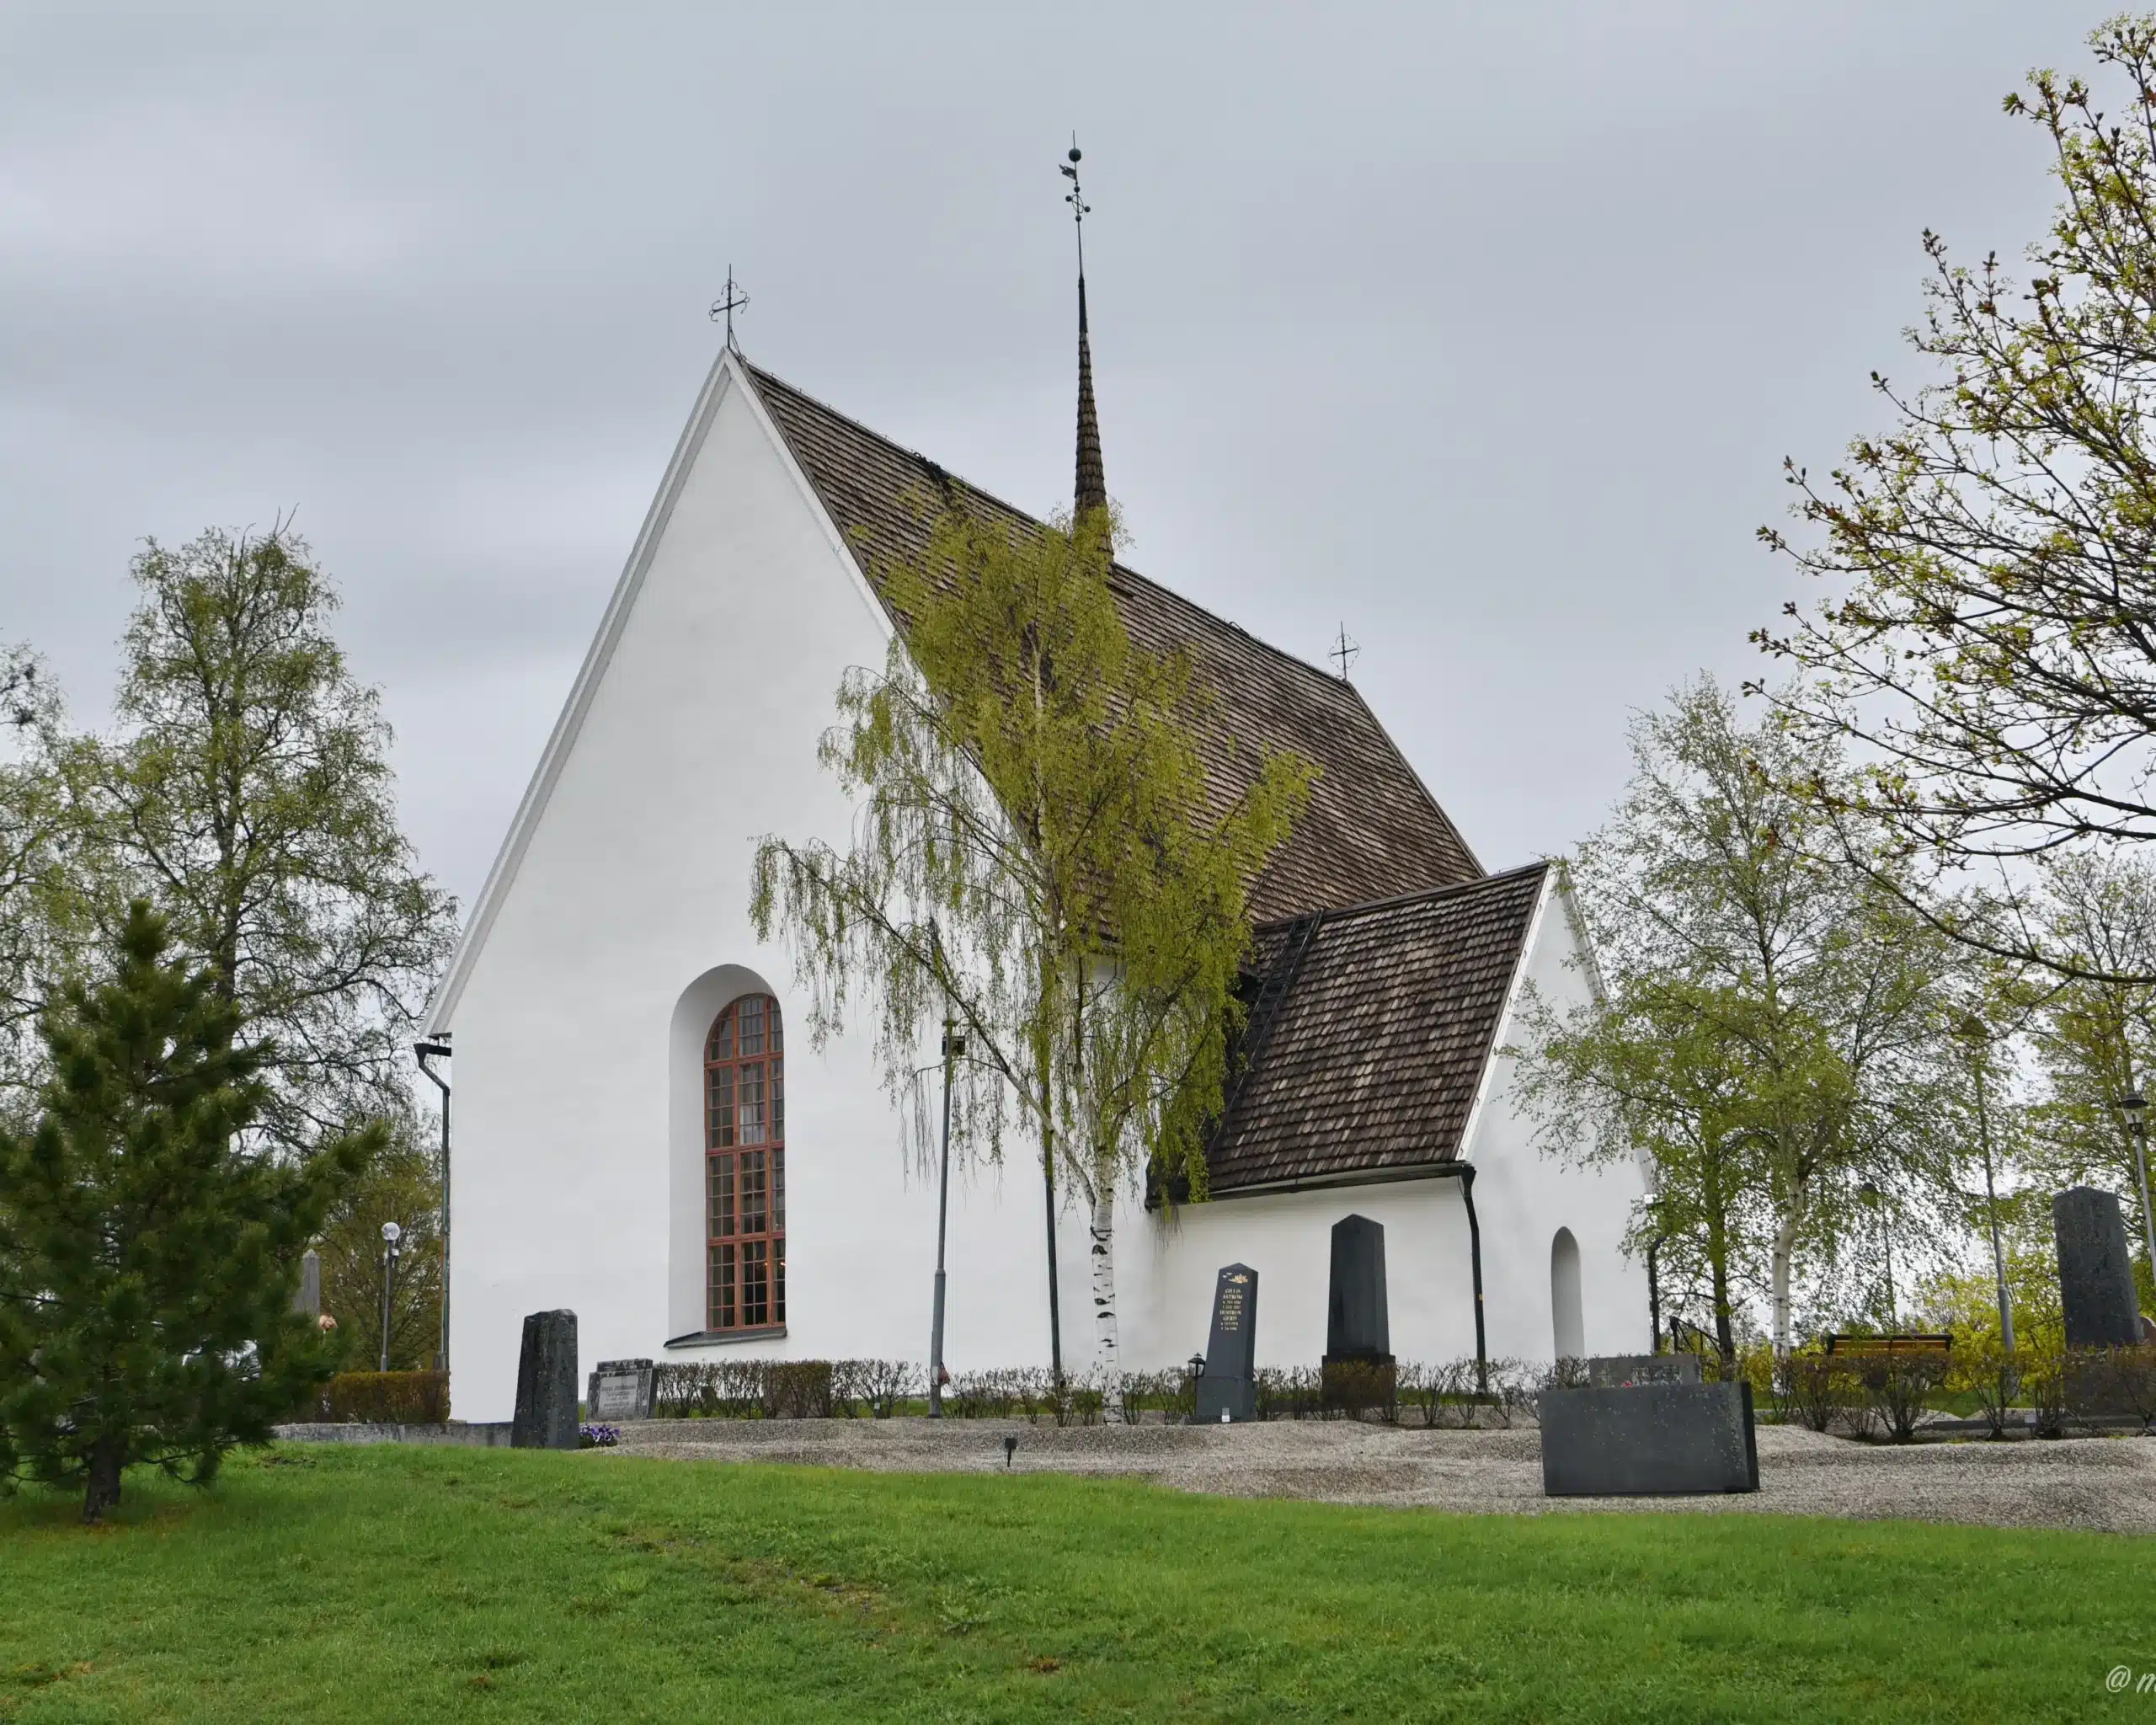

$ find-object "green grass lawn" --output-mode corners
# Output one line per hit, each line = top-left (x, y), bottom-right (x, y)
(3, 1445), (2152, 1722)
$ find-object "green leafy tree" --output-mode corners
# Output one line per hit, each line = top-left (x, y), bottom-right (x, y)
(71, 526), (455, 1158)
(752, 506), (1309, 1410)
(0, 645), (88, 1108)
(1519, 975), (1774, 1369)
(0, 903), (372, 1522)
(1522, 681), (1962, 1354)
(1758, 17), (2156, 977)
(2020, 852), (2156, 1296)
(315, 1121), (443, 1371)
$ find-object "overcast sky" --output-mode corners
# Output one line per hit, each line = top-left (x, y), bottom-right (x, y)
(0, 2), (2125, 916)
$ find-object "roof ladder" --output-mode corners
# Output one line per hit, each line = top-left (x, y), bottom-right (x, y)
(1214, 911), (1326, 1138)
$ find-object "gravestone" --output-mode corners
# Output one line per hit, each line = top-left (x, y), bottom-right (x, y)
(2053, 1186), (2143, 1348)
(1540, 1382), (1758, 1495)
(1586, 1353), (1701, 1388)
(586, 1358), (655, 1423)
(1193, 1264), (1258, 1423)
(291, 1248), (321, 1317)
(1322, 1215), (1395, 1413)
(510, 1309), (579, 1450)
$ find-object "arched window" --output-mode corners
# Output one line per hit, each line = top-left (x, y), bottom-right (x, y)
(1550, 1227), (1584, 1360)
(706, 995), (784, 1332)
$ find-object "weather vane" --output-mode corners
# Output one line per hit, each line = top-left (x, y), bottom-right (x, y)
(1330, 622), (1360, 681)
(710, 265), (750, 352)
(1059, 133), (1089, 274)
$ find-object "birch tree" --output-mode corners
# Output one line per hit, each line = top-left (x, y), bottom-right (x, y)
(751, 505), (1309, 1411)
(1758, 18), (2156, 979)
(68, 526), (456, 1159)
(1538, 680), (1959, 1353)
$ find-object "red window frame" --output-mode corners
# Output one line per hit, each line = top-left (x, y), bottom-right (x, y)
(705, 994), (785, 1332)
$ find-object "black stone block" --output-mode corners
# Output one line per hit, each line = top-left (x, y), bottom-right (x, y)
(1540, 1382), (1758, 1496)
(511, 1309), (579, 1450)
(2053, 1186), (2143, 1348)
(1326, 1214), (1389, 1361)
(1193, 1263), (1258, 1423)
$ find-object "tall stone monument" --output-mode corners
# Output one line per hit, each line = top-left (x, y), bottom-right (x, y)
(1193, 1264), (1258, 1423)
(1322, 1215), (1395, 1413)
(291, 1248), (321, 1318)
(511, 1309), (580, 1450)
(2052, 1187), (2144, 1348)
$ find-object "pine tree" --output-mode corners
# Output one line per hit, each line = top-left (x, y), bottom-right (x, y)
(0, 901), (373, 1522)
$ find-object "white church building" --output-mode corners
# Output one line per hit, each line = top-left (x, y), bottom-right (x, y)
(425, 308), (1650, 1423)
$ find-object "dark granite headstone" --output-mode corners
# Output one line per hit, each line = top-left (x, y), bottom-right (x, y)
(1325, 1215), (1390, 1360)
(1587, 1354), (1702, 1388)
(1322, 1215), (1395, 1413)
(2053, 1186), (2143, 1348)
(1193, 1264), (1258, 1423)
(586, 1357), (655, 1422)
(511, 1309), (579, 1450)
(1540, 1382), (1758, 1495)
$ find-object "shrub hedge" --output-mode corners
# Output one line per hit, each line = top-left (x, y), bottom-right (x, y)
(311, 1370), (450, 1424)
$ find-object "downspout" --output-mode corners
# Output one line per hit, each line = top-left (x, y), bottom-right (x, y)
(415, 1038), (451, 1374)
(1457, 1166), (1488, 1400)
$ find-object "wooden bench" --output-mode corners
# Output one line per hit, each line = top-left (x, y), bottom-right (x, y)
(1822, 1332), (1952, 1357)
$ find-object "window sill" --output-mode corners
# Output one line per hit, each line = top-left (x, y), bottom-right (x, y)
(662, 1326), (788, 1349)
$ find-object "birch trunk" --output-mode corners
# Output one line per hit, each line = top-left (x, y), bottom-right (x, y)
(1770, 1212), (1801, 1358)
(1089, 1183), (1124, 1423)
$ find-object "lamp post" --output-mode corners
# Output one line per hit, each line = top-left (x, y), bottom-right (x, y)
(1958, 1016), (2015, 1365)
(378, 1220), (403, 1373)
(1859, 1181), (1894, 1328)
(927, 1017), (963, 1418)
(2118, 1090), (2156, 1318)
(414, 1037), (451, 1373)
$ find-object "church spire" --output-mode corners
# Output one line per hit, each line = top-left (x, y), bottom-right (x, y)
(1061, 140), (1107, 521)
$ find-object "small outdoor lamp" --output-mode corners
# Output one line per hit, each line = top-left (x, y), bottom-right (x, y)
(1187, 1352), (1205, 1381)
(379, 1220), (403, 1372)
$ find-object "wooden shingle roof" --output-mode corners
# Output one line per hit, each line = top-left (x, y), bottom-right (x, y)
(746, 363), (1481, 923)
(1201, 863), (1550, 1195)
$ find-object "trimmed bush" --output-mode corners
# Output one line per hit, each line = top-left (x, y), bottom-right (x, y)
(313, 1370), (449, 1424)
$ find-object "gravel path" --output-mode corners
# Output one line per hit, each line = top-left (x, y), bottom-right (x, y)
(606, 1418), (2156, 1534)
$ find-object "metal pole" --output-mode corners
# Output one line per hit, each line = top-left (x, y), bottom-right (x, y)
(929, 1018), (958, 1418)
(379, 1242), (396, 1373)
(1646, 1234), (1663, 1354)
(1043, 1141), (1065, 1385)
(1973, 1056), (2015, 1359)
(416, 1040), (451, 1374)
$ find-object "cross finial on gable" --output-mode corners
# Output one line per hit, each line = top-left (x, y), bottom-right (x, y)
(710, 266), (750, 354)
(1331, 623), (1360, 682)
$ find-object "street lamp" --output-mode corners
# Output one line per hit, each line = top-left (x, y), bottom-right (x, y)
(379, 1220), (403, 1373)
(1858, 1182), (1894, 1328)
(927, 1018), (963, 1418)
(2118, 1091), (2156, 1321)
(1958, 1015), (2015, 1366)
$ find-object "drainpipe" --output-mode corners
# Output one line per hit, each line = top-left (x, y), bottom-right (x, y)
(1458, 1167), (1488, 1400)
(415, 1038), (451, 1373)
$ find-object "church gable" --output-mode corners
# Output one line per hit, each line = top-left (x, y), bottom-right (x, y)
(746, 365), (1482, 922)
(1199, 862), (1552, 1195)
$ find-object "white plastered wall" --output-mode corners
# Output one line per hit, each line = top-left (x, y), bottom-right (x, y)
(436, 355), (1091, 1419)
(1115, 871), (1651, 1371)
